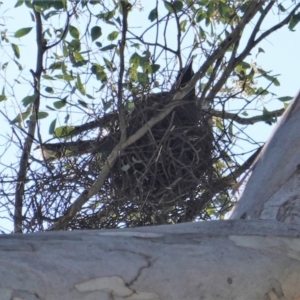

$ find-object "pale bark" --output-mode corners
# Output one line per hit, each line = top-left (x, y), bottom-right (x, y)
(230, 90), (300, 222)
(1, 220), (300, 300)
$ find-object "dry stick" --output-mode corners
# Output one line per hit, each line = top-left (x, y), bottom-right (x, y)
(117, 2), (128, 144)
(49, 2), (264, 230)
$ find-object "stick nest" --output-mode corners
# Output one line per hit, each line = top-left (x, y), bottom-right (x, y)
(84, 91), (218, 226)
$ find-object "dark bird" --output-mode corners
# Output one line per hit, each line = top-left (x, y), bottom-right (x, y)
(174, 59), (195, 100)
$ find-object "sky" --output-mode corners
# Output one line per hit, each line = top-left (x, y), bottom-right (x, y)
(0, 0), (300, 232)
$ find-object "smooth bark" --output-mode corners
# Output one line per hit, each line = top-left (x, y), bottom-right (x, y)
(1, 220), (300, 300)
(230, 90), (300, 222)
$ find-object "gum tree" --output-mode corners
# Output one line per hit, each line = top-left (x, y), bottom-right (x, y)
(1, 1), (300, 299)
(0, 0), (298, 233)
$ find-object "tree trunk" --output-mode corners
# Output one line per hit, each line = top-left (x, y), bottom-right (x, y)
(230, 91), (300, 222)
(1, 220), (300, 300)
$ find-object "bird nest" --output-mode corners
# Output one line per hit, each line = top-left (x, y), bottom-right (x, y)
(38, 64), (227, 228)
(87, 91), (217, 225)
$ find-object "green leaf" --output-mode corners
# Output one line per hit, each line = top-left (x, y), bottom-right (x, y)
(215, 117), (224, 131)
(164, 0), (182, 13)
(0, 87), (7, 101)
(24, 0), (33, 8)
(45, 105), (56, 111)
(207, 1), (215, 19)
(129, 53), (140, 68)
(96, 10), (115, 21)
(258, 47), (265, 54)
(180, 20), (187, 32)
(53, 98), (67, 109)
(64, 114), (70, 123)
(196, 9), (206, 23)
(22, 93), (38, 107)
(86, 94), (95, 99)
(11, 43), (20, 59)
(199, 26), (206, 39)
(148, 8), (158, 21)
(103, 57), (115, 71)
(49, 119), (57, 135)
(42, 74), (55, 80)
(51, 0), (66, 9)
(129, 67), (137, 81)
(30, 112), (49, 121)
(100, 44), (117, 51)
(91, 64), (107, 82)
(278, 4), (286, 12)
(13, 59), (23, 70)
(107, 31), (119, 41)
(62, 42), (68, 57)
(49, 61), (67, 72)
(95, 41), (102, 47)
(89, 0), (100, 4)
(69, 25), (80, 39)
(239, 61), (250, 69)
(33, 0), (51, 10)
(289, 12), (300, 31)
(278, 96), (293, 102)
(264, 74), (280, 86)
(54, 126), (75, 138)
(218, 1), (231, 19)
(145, 64), (160, 74)
(91, 26), (102, 41)
(78, 99), (88, 108)
(103, 99), (113, 111)
(1, 61), (8, 70)
(125, 102), (135, 112)
(14, 27), (33, 38)
(54, 74), (74, 81)
(10, 107), (31, 125)
(68, 39), (81, 51)
(45, 87), (54, 93)
(256, 87), (269, 96)
(73, 52), (84, 62)
(1, 62), (8, 70)
(15, 0), (23, 8)
(173, 1), (183, 12)
(76, 75), (86, 95)
(164, 1), (173, 13)
(130, 43), (140, 49)
(137, 72), (148, 86)
(197, 0), (210, 5)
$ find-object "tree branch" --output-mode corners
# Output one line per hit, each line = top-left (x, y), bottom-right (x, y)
(14, 7), (45, 233)
(211, 108), (285, 125)
(117, 1), (128, 143)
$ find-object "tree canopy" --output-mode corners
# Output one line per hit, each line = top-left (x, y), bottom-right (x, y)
(0, 0), (299, 233)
